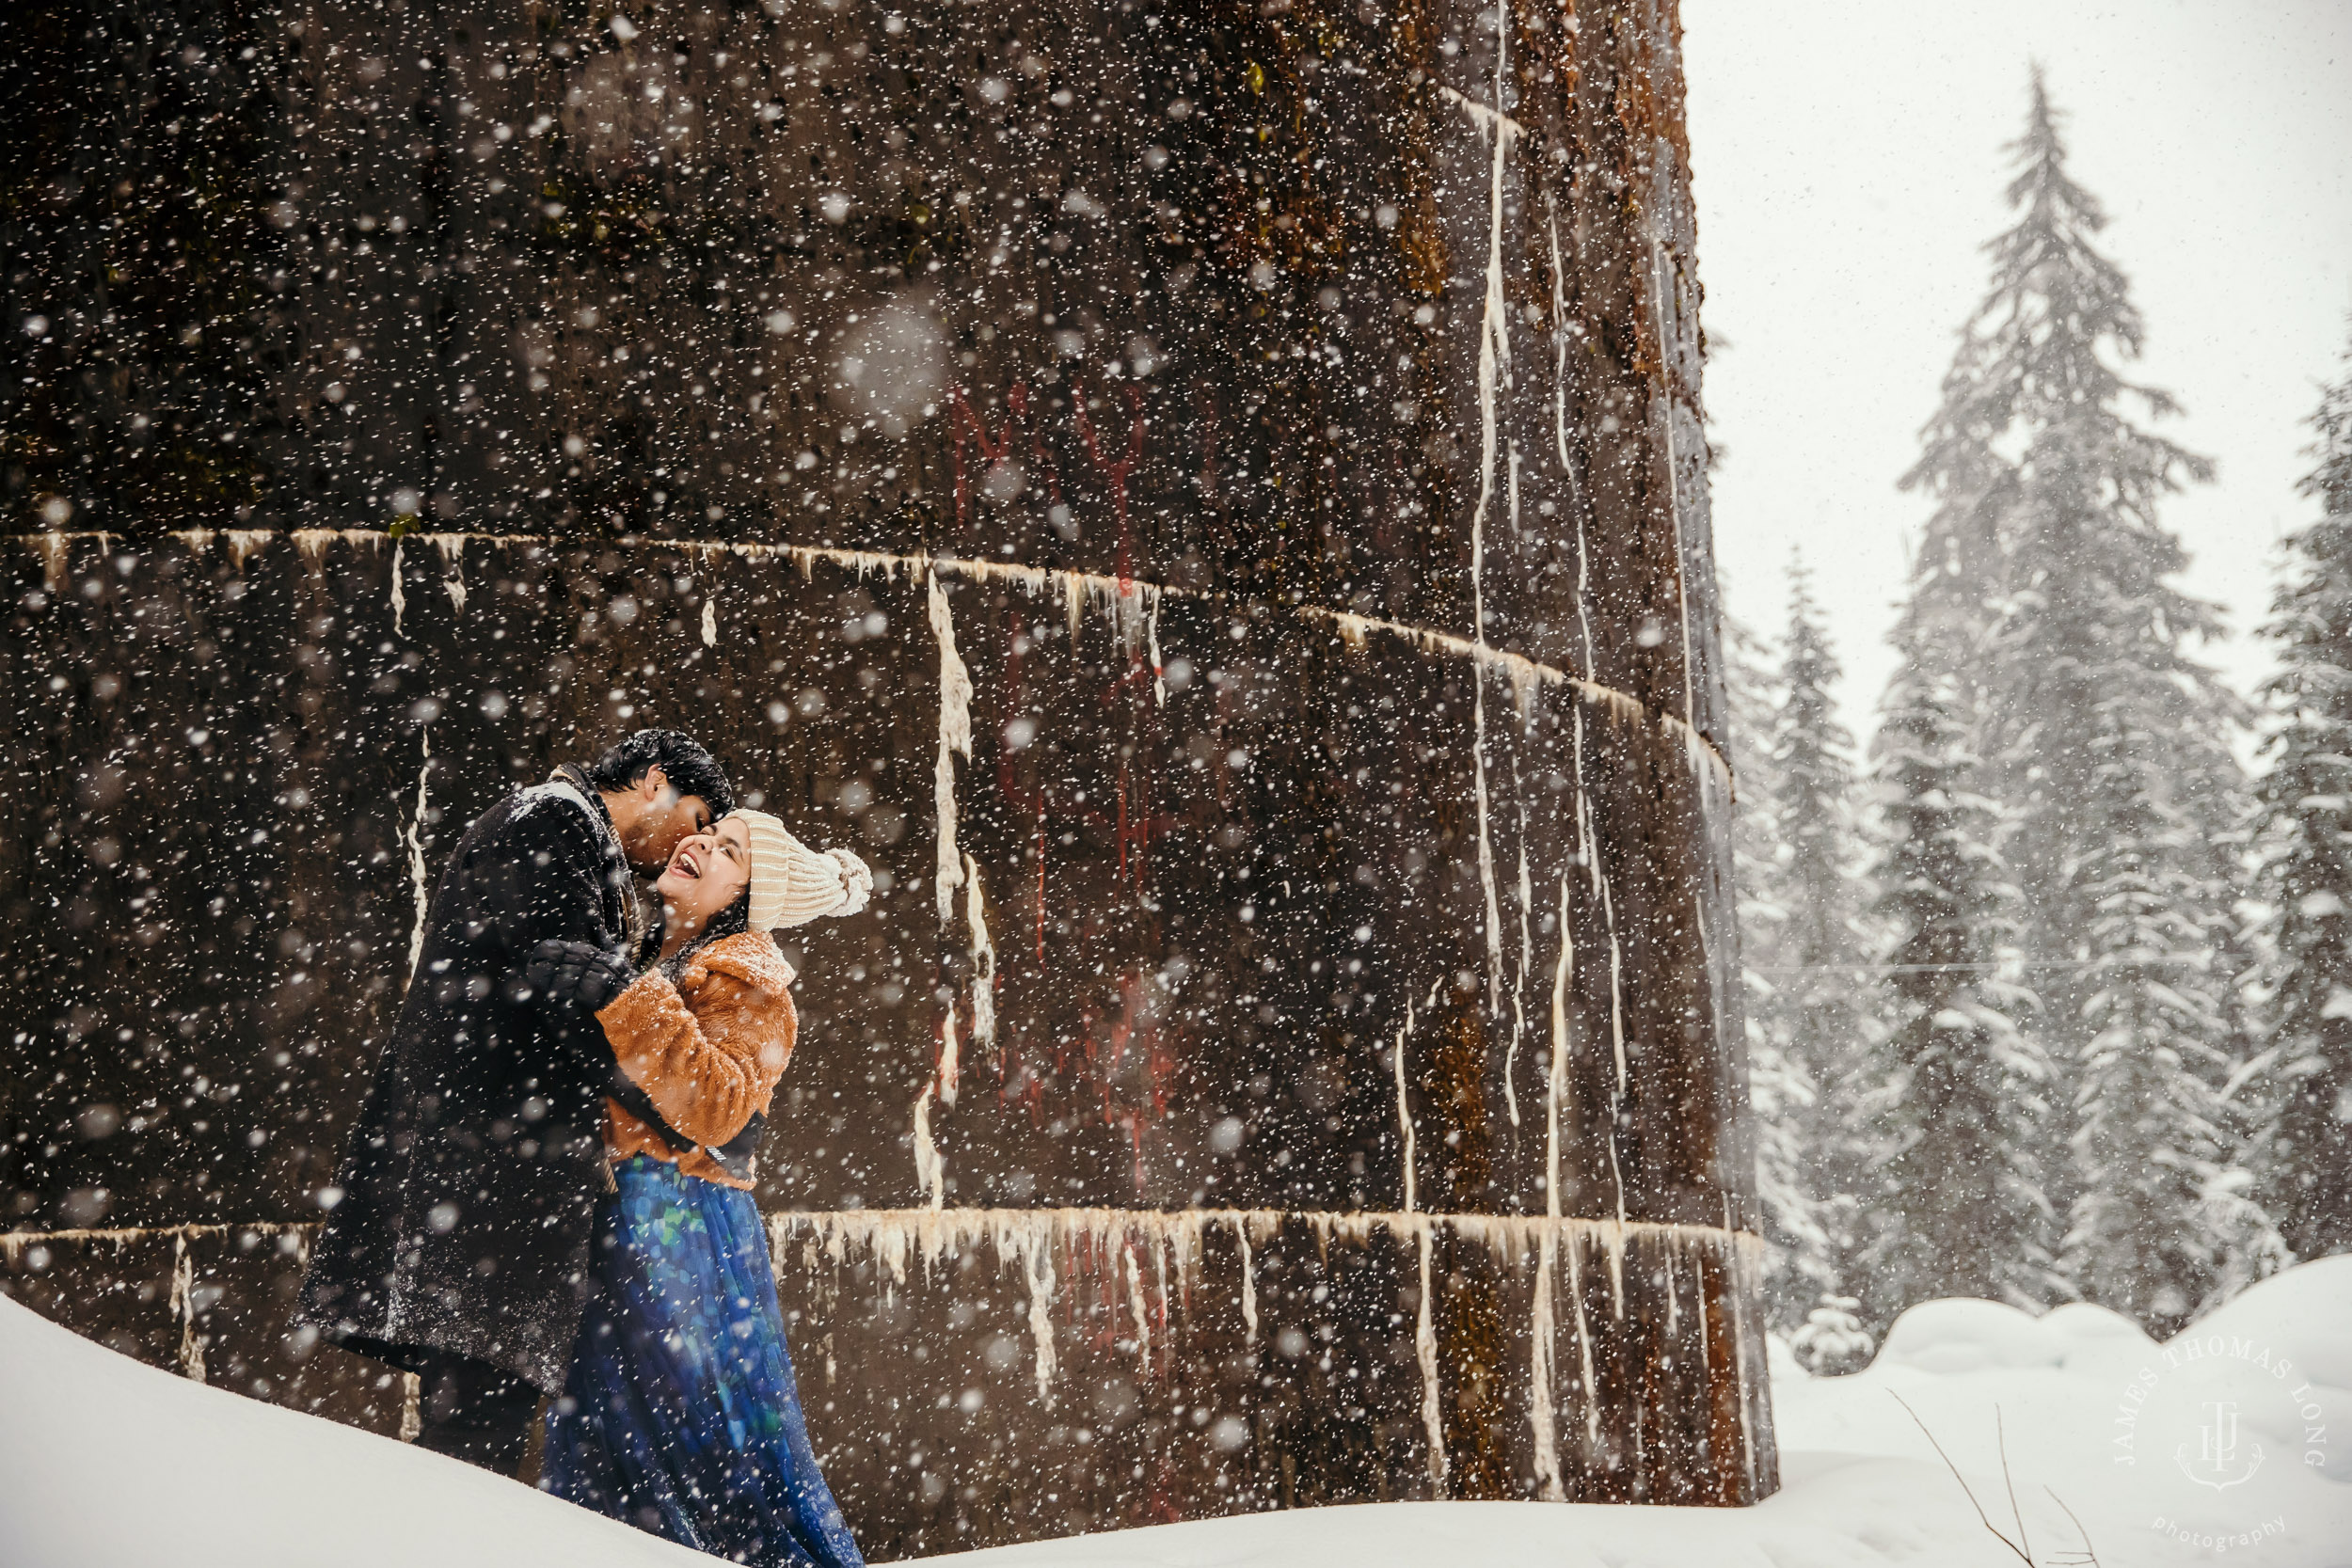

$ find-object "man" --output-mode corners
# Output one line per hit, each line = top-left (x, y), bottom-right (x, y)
(297, 729), (733, 1474)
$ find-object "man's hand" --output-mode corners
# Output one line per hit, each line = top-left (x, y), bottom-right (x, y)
(523, 938), (635, 1014)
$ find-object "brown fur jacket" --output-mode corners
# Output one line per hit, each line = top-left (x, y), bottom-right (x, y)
(593, 929), (797, 1189)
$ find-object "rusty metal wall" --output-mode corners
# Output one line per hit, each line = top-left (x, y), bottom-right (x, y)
(0, 0), (1772, 1551)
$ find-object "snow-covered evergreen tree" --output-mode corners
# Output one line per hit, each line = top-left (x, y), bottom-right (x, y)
(1724, 606), (1834, 1330)
(1788, 1294), (1874, 1377)
(2058, 685), (2274, 1327)
(2247, 324), (2352, 1262)
(1857, 619), (2055, 1311)
(1892, 72), (2258, 1327)
(1746, 560), (1876, 1311)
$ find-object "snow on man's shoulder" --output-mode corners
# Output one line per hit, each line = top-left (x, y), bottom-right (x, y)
(500, 776), (620, 861)
(508, 777), (596, 824)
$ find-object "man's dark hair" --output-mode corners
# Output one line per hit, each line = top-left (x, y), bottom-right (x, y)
(583, 729), (734, 816)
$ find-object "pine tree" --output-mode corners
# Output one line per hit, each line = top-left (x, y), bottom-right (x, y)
(2058, 686), (2272, 1327)
(1892, 71), (2259, 1327)
(2248, 324), (2352, 1261)
(1902, 72), (2208, 689)
(2008, 483), (2257, 1330)
(1724, 607), (1833, 1329)
(1857, 620), (2056, 1311)
(1750, 559), (1875, 1310)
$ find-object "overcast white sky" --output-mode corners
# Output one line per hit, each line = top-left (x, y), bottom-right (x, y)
(1682, 0), (2352, 745)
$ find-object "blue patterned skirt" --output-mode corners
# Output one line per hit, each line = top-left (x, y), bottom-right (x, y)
(542, 1156), (864, 1568)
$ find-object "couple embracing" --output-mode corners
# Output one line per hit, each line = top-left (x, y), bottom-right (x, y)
(297, 730), (868, 1567)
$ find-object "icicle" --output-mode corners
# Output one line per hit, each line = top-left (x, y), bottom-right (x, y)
(1567, 1225), (1599, 1446)
(399, 1372), (421, 1442)
(1547, 872), (1573, 1216)
(1150, 1228), (1170, 1370)
(701, 596), (718, 647)
(1603, 1213), (1627, 1323)
(1235, 1217), (1258, 1344)
(1465, 30), (1514, 1021)
(1727, 1215), (1761, 1484)
(33, 531), (72, 594)
(1599, 838), (1629, 1094)
(759, 1207), (1743, 1328)
(912, 1085), (945, 1210)
(964, 854), (996, 1063)
(1530, 1226), (1562, 1500)
(1392, 1001), (1419, 1214)
(870, 1214), (913, 1286)
(389, 536), (406, 638)
(223, 529), (275, 572)
(1472, 668), (1504, 1019)
(1590, 782), (1631, 1279)
(1023, 1219), (1057, 1403)
(937, 998), (961, 1107)
(1692, 1249), (1710, 1388)
(403, 730), (433, 985)
(1147, 594), (1166, 705)
(291, 527), (351, 563)
(1503, 788), (1533, 1129)
(1503, 449), (1538, 719)
(928, 572), (973, 926)
(1169, 1210), (1203, 1320)
(1413, 1220), (1446, 1495)
(1123, 1243), (1152, 1369)
(918, 1206), (950, 1279)
(169, 1232), (205, 1382)
(430, 534), (467, 612)
(1546, 203), (1597, 683)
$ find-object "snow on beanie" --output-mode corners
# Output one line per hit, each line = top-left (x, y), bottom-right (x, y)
(729, 809), (868, 931)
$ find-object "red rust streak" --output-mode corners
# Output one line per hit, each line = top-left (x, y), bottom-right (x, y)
(1069, 381), (1147, 579)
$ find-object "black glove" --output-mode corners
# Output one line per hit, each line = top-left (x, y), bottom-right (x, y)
(523, 938), (635, 1014)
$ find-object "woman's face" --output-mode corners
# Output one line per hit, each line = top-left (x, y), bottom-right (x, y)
(654, 815), (753, 939)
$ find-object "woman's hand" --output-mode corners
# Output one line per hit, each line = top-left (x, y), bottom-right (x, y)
(524, 938), (635, 1013)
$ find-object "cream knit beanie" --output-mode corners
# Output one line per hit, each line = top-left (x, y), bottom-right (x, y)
(729, 809), (870, 931)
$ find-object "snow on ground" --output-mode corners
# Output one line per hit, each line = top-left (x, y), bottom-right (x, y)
(1766, 1256), (2352, 1568)
(4, 1258), (2348, 1567)
(0, 1293), (705, 1568)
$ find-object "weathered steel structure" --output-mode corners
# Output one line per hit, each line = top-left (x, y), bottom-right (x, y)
(1, 0), (1772, 1552)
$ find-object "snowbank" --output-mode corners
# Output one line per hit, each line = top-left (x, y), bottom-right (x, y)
(5, 1259), (2349, 1567)
(0, 1292), (703, 1568)
(1773, 1257), (2352, 1566)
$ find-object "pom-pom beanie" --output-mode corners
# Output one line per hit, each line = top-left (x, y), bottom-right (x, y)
(729, 809), (868, 931)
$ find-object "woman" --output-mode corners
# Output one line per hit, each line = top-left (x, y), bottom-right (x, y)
(539, 807), (872, 1568)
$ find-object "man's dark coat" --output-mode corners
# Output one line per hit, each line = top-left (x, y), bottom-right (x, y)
(297, 768), (634, 1392)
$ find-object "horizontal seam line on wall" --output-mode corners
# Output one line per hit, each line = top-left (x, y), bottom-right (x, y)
(5, 526), (1735, 791)
(1, 1209), (1765, 1253)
